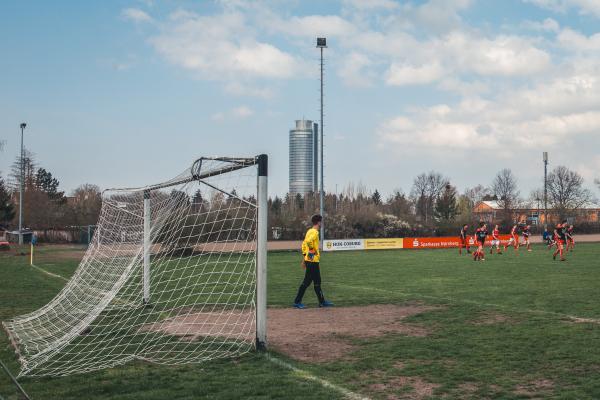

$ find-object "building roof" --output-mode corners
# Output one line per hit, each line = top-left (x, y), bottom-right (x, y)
(476, 200), (600, 211)
(479, 200), (501, 210)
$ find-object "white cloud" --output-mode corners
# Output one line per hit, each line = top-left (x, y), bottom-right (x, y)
(525, 0), (600, 18)
(338, 52), (374, 87)
(521, 18), (560, 32)
(439, 32), (551, 77)
(386, 62), (444, 86)
(271, 15), (357, 37)
(378, 65), (600, 152)
(232, 105), (254, 118)
(557, 28), (600, 52)
(342, 0), (398, 10)
(224, 82), (274, 99)
(121, 8), (153, 23)
(212, 105), (254, 121)
(414, 0), (473, 32)
(149, 10), (305, 81)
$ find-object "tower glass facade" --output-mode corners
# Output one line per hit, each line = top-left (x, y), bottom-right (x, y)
(289, 119), (318, 195)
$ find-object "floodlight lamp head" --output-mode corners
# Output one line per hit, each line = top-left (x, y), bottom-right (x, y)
(316, 37), (327, 48)
(20, 123), (27, 129)
(543, 151), (548, 162)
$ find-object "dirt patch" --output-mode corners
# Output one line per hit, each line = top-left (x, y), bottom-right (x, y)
(142, 304), (435, 363)
(472, 312), (513, 326)
(142, 310), (254, 342)
(268, 304), (434, 363)
(569, 316), (600, 324)
(458, 382), (479, 395)
(393, 361), (406, 370)
(369, 376), (440, 400)
(514, 379), (554, 397)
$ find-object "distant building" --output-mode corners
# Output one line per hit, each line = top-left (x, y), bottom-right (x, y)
(473, 200), (600, 225)
(289, 119), (318, 195)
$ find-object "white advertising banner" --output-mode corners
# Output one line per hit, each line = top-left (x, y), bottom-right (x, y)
(323, 239), (365, 251)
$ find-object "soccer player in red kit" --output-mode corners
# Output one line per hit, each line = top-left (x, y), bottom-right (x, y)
(504, 224), (519, 253)
(489, 224), (502, 254)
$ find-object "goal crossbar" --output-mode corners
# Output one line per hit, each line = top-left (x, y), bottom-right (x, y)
(104, 157), (259, 194)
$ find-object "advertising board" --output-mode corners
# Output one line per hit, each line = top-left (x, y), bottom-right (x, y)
(323, 239), (364, 251)
(364, 238), (404, 250)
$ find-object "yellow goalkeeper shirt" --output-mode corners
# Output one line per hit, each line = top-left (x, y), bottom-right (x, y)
(302, 227), (320, 262)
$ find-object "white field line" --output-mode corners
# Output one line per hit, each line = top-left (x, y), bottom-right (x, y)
(265, 354), (370, 400)
(29, 263), (68, 282)
(331, 283), (600, 325)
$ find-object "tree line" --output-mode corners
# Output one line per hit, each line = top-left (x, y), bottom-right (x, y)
(1, 151), (598, 242)
(270, 167), (599, 240)
(0, 152), (102, 235)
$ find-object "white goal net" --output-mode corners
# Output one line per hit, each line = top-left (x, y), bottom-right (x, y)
(3, 156), (268, 377)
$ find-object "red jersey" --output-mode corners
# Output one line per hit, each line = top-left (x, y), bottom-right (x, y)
(511, 226), (518, 237)
(492, 229), (499, 240)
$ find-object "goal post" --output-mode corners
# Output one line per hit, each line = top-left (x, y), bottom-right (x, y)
(3, 154), (268, 377)
(143, 189), (151, 305)
(256, 154), (268, 351)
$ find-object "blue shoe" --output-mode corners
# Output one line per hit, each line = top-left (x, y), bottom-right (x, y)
(319, 300), (334, 307)
(293, 303), (306, 309)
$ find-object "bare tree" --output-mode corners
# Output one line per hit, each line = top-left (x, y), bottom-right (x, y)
(70, 184), (103, 226)
(463, 184), (492, 207)
(527, 188), (545, 208)
(492, 168), (520, 221)
(411, 173), (428, 222)
(547, 166), (593, 219)
(411, 171), (449, 223)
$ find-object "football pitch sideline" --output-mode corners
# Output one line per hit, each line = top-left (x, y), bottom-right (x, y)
(1, 243), (600, 399)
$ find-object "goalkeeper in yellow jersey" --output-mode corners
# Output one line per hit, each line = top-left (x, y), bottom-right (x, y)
(293, 214), (334, 309)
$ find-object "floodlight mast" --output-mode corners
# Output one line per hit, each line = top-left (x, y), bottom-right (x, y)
(317, 37), (326, 248)
(543, 152), (548, 229)
(19, 123), (26, 245)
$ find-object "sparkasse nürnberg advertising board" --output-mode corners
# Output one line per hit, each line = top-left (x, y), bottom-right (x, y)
(323, 239), (364, 251)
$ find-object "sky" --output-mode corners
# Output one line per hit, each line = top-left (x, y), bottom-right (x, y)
(1, 0), (600, 201)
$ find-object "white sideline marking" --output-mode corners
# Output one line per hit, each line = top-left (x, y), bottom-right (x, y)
(29, 263), (68, 282)
(331, 283), (600, 325)
(265, 354), (370, 400)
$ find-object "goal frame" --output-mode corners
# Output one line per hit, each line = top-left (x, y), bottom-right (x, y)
(4, 154), (269, 377)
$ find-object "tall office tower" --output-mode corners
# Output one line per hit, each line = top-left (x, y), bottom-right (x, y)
(289, 119), (318, 195)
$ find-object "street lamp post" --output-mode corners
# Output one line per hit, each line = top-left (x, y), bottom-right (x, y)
(19, 123), (27, 245)
(316, 37), (326, 248)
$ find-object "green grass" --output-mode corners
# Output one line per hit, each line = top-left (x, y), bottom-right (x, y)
(2, 243), (600, 399)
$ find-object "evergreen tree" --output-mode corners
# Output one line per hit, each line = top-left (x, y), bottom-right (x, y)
(371, 189), (382, 205)
(435, 184), (458, 221)
(35, 168), (64, 201)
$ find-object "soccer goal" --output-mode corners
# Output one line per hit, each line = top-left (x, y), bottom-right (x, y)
(3, 155), (268, 377)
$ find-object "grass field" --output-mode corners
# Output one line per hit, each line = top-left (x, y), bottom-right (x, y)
(1, 243), (600, 399)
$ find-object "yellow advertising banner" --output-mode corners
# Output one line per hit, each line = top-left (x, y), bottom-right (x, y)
(364, 238), (404, 250)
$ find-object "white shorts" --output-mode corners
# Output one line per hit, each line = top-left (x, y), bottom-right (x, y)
(491, 239), (500, 247)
